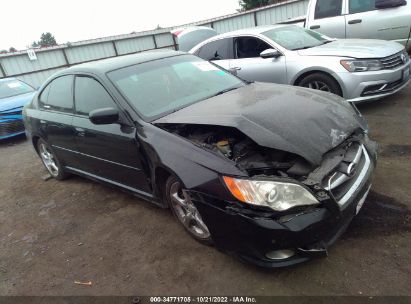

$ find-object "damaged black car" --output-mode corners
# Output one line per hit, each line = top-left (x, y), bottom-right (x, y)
(23, 51), (377, 267)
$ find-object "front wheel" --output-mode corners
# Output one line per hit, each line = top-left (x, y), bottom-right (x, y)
(298, 73), (342, 97)
(165, 176), (212, 245)
(37, 139), (69, 180)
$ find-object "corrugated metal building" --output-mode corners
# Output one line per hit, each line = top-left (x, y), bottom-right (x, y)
(0, 0), (308, 87)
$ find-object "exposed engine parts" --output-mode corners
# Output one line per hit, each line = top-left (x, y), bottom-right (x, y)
(157, 124), (314, 178)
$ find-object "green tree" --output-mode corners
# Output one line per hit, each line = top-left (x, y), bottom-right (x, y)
(37, 32), (57, 47)
(239, 0), (270, 10)
(9, 47), (17, 52)
(31, 41), (39, 48)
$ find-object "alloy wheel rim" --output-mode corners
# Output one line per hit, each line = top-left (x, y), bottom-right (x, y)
(169, 181), (211, 239)
(39, 143), (59, 177)
(307, 80), (331, 92)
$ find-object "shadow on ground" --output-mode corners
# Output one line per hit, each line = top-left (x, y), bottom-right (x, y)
(344, 191), (411, 240)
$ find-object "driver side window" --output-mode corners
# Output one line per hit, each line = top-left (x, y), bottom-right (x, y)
(235, 37), (272, 59)
(74, 76), (117, 116)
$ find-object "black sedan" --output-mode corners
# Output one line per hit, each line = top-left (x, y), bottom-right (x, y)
(23, 50), (377, 267)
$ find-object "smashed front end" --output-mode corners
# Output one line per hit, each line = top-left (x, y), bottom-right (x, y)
(157, 123), (377, 267)
(154, 83), (378, 267)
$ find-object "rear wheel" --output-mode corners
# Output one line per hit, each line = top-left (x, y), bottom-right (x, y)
(298, 73), (342, 97)
(165, 176), (212, 245)
(37, 139), (68, 180)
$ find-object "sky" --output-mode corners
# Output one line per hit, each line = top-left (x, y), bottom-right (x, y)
(1, 0), (240, 51)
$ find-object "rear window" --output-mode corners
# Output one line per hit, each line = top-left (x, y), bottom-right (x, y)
(315, 0), (343, 19)
(0, 80), (34, 99)
(197, 38), (232, 61)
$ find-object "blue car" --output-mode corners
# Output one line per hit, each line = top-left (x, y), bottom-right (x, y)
(0, 78), (36, 140)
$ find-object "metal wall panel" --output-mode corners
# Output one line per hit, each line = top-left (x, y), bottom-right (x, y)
(161, 46), (177, 51)
(0, 50), (66, 76)
(256, 0), (308, 25)
(201, 23), (213, 28)
(18, 67), (67, 88)
(115, 36), (156, 55)
(65, 42), (116, 64)
(213, 14), (255, 33)
(0, 0), (308, 87)
(155, 33), (175, 48)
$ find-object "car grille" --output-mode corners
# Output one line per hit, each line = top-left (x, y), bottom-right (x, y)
(0, 110), (21, 116)
(380, 51), (409, 69)
(0, 120), (25, 137)
(323, 144), (371, 208)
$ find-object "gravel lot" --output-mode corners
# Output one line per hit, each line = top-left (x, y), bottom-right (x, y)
(0, 84), (410, 296)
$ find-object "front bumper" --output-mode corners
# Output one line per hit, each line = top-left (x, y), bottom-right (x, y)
(336, 61), (411, 103)
(0, 117), (25, 140)
(189, 146), (377, 268)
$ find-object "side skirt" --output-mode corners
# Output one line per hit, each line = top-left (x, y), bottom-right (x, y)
(65, 166), (167, 208)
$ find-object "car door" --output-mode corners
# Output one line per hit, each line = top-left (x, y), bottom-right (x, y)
(229, 36), (287, 84)
(38, 75), (78, 166)
(195, 38), (233, 71)
(346, 0), (411, 45)
(71, 75), (151, 194)
(307, 0), (346, 38)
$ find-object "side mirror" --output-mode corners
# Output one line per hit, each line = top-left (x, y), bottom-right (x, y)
(260, 48), (282, 59)
(89, 107), (119, 125)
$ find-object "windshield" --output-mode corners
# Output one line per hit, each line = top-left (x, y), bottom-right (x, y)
(262, 26), (331, 51)
(108, 55), (244, 121)
(0, 79), (34, 100)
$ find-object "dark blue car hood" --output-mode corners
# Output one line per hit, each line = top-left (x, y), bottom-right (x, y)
(0, 92), (36, 113)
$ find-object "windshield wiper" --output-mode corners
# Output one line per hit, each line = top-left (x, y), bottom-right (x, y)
(292, 46), (315, 51)
(212, 86), (241, 97)
(292, 41), (333, 51)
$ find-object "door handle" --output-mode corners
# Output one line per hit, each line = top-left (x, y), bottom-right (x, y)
(310, 25), (321, 30)
(348, 19), (362, 25)
(75, 127), (86, 137)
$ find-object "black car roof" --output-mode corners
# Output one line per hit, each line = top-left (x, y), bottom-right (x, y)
(57, 50), (187, 76)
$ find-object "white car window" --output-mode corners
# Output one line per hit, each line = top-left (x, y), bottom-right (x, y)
(315, 0), (343, 19)
(349, 0), (375, 13)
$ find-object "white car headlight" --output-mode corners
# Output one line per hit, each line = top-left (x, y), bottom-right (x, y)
(340, 59), (384, 72)
(223, 176), (319, 212)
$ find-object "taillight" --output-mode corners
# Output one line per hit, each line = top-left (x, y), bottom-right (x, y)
(172, 30), (183, 37)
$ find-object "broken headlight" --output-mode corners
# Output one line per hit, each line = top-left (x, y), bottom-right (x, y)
(340, 59), (384, 72)
(223, 176), (319, 211)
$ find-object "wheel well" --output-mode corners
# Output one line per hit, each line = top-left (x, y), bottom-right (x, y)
(32, 136), (40, 153)
(154, 167), (173, 206)
(294, 70), (343, 95)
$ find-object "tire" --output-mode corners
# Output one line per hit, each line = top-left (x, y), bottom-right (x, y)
(37, 138), (69, 180)
(298, 72), (343, 97)
(165, 176), (213, 245)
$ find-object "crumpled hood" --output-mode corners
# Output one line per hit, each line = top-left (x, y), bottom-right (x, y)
(0, 92), (35, 113)
(298, 39), (404, 59)
(153, 83), (368, 165)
